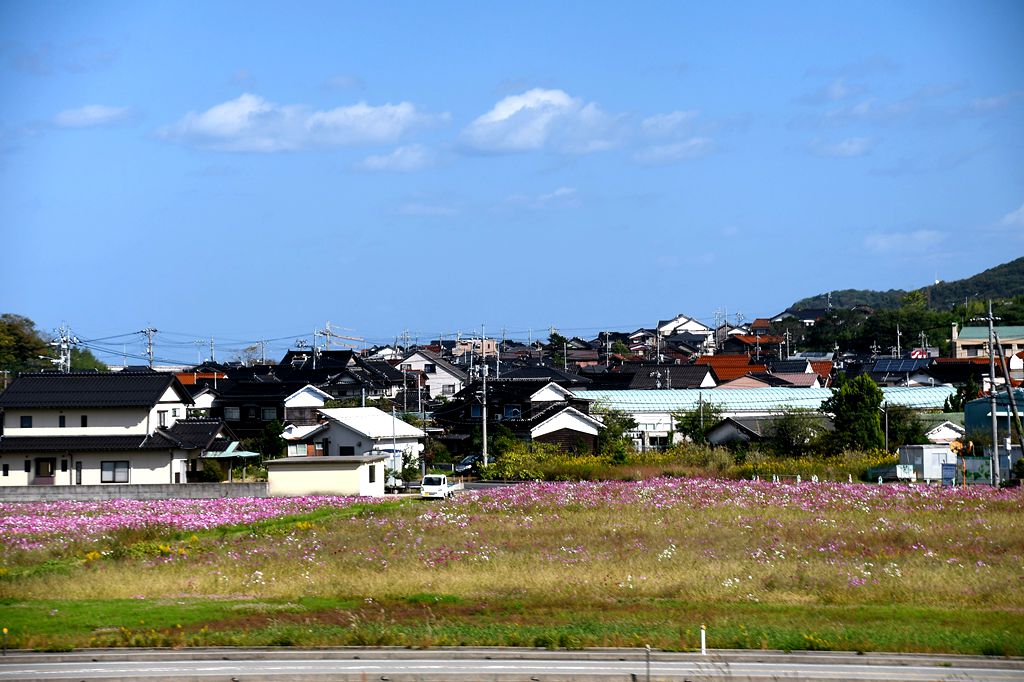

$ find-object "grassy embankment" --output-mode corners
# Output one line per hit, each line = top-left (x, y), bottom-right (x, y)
(1, 480), (1022, 654)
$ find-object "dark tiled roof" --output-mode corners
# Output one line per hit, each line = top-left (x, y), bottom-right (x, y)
(0, 435), (150, 452)
(627, 365), (714, 389)
(162, 419), (233, 449)
(499, 366), (592, 385)
(769, 359), (812, 374)
(0, 372), (192, 409)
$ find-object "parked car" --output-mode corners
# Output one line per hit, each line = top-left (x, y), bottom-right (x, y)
(454, 454), (483, 474)
(420, 474), (464, 499)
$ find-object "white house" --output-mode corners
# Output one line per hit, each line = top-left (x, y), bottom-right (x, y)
(398, 349), (467, 399)
(283, 384), (333, 424)
(0, 371), (235, 486)
(284, 406), (424, 464)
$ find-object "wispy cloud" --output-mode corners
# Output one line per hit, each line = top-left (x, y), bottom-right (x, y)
(797, 78), (865, 105)
(460, 88), (619, 154)
(503, 186), (580, 210)
(1002, 202), (1024, 228)
(397, 202), (459, 217)
(864, 229), (944, 253)
(640, 110), (699, 136)
(356, 144), (434, 172)
(809, 136), (874, 158)
(159, 93), (448, 152)
(2, 40), (118, 76)
(967, 90), (1024, 114)
(633, 138), (713, 165)
(53, 104), (133, 128)
(325, 73), (364, 90)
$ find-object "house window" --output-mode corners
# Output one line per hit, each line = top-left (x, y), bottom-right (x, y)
(158, 411), (167, 427)
(224, 407), (241, 421)
(2, 464), (7, 476)
(75, 461), (82, 485)
(20, 416), (32, 428)
(339, 445), (355, 456)
(247, 407), (257, 420)
(424, 363), (436, 374)
(61, 459), (68, 472)
(369, 464), (376, 484)
(470, 405), (482, 418)
(262, 407), (277, 421)
(101, 461), (130, 483)
(59, 415), (66, 428)
(81, 415), (88, 427)
(442, 384), (455, 395)
(400, 363), (412, 371)
(172, 408), (179, 417)
(503, 404), (522, 419)
(24, 460), (31, 473)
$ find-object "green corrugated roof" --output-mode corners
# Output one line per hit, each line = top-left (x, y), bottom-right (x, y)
(572, 386), (956, 413)
(956, 326), (1024, 341)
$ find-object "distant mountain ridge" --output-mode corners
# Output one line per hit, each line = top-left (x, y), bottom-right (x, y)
(792, 256), (1024, 311)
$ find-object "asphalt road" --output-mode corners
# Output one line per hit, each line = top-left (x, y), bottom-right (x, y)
(2, 648), (1022, 681)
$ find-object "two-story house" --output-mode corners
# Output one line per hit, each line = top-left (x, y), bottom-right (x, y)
(398, 349), (467, 399)
(0, 371), (235, 486)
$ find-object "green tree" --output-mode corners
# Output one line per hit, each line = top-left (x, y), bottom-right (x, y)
(884, 404), (928, 449)
(822, 374), (884, 452)
(766, 409), (827, 457)
(944, 374), (980, 412)
(594, 405), (637, 463)
(673, 399), (723, 445)
(547, 331), (569, 368)
(256, 420), (286, 459)
(610, 340), (631, 356)
(0, 314), (49, 375)
(70, 348), (108, 371)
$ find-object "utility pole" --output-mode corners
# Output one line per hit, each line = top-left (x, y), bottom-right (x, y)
(895, 323), (902, 358)
(973, 302), (1001, 485)
(141, 328), (158, 369)
(986, 302), (1000, 485)
(47, 324), (77, 373)
(481, 361), (489, 467)
(210, 337), (216, 363)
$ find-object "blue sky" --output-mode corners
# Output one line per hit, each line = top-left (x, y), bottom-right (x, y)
(1, 1), (1022, 364)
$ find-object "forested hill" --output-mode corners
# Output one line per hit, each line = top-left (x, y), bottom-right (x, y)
(793, 256), (1024, 310)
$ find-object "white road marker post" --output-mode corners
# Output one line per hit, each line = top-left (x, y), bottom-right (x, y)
(701, 624), (707, 655)
(645, 643), (651, 682)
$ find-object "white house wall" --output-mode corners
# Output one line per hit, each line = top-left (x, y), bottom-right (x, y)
(0, 450), (187, 487)
(532, 410), (601, 439)
(319, 421), (422, 459)
(4, 407), (151, 437)
(285, 387), (331, 408)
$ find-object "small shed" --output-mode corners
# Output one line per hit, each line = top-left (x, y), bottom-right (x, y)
(265, 454), (386, 497)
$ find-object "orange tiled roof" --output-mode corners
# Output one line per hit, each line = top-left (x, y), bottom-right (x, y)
(809, 361), (833, 378)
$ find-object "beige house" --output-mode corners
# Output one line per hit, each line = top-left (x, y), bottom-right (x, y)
(265, 455), (386, 496)
(951, 324), (1024, 359)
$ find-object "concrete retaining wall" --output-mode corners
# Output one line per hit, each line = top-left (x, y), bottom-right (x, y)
(0, 483), (268, 502)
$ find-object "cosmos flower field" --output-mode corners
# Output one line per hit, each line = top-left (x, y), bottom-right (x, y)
(1, 479), (1022, 653)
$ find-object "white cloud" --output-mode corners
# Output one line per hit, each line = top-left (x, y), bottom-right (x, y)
(460, 88), (617, 154)
(864, 229), (944, 253)
(633, 137), (713, 165)
(1002, 202), (1024, 227)
(53, 104), (132, 128)
(970, 90), (1024, 113)
(357, 144), (434, 172)
(640, 110), (698, 136)
(810, 136), (874, 158)
(159, 93), (447, 152)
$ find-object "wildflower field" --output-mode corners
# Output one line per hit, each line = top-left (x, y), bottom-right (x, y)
(1, 479), (1023, 654)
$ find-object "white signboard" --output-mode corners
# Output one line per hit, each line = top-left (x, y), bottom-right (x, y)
(896, 465), (915, 480)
